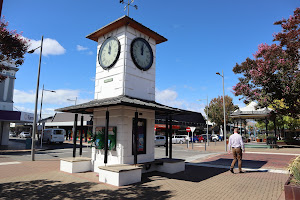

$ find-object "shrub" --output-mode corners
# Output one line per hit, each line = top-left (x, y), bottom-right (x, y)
(287, 156), (300, 185)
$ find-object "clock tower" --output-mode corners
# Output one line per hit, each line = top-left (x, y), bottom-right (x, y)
(86, 16), (167, 101)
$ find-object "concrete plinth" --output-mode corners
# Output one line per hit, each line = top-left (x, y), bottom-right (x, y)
(98, 164), (142, 186)
(60, 157), (91, 173)
(156, 159), (185, 174)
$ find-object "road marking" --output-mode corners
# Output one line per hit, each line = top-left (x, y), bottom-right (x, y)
(246, 152), (300, 156)
(0, 161), (21, 166)
(47, 151), (90, 154)
(186, 163), (289, 174)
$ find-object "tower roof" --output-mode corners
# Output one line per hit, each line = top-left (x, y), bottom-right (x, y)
(86, 16), (167, 44)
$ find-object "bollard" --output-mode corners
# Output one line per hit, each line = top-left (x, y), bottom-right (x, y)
(205, 141), (206, 151)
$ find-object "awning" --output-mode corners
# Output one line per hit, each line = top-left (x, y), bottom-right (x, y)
(0, 110), (34, 123)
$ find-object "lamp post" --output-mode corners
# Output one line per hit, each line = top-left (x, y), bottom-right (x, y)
(28, 35), (43, 161)
(67, 97), (77, 105)
(39, 84), (55, 147)
(198, 96), (209, 149)
(216, 70), (227, 152)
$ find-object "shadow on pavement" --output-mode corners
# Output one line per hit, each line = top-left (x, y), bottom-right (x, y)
(200, 158), (267, 169)
(0, 179), (172, 200)
(142, 165), (228, 183)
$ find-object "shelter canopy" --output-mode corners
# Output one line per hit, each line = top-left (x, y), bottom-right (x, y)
(230, 102), (273, 119)
(55, 95), (199, 116)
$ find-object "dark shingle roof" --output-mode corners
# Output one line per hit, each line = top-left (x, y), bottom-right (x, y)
(55, 95), (198, 116)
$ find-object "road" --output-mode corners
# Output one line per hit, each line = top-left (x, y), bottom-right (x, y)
(2, 138), (221, 162)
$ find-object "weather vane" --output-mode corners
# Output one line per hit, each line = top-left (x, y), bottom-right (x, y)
(120, 0), (138, 17)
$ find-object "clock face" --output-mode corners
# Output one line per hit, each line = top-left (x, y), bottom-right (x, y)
(98, 37), (121, 70)
(130, 37), (153, 71)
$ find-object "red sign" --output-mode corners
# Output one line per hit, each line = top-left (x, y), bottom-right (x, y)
(186, 127), (191, 132)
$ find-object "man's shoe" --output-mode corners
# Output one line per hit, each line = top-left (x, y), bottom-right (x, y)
(239, 171), (244, 173)
(230, 168), (234, 174)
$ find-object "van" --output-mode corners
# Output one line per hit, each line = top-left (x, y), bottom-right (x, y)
(154, 135), (166, 147)
(42, 129), (65, 144)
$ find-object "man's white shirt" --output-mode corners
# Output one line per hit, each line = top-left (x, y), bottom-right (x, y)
(228, 133), (244, 150)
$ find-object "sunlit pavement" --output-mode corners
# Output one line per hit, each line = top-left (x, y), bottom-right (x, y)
(0, 139), (298, 199)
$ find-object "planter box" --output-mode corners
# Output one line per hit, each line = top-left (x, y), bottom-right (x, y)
(256, 139), (262, 142)
(277, 141), (287, 146)
(263, 138), (267, 142)
(285, 176), (300, 200)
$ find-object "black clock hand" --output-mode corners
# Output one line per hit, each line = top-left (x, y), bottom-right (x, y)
(141, 44), (144, 56)
(108, 43), (111, 55)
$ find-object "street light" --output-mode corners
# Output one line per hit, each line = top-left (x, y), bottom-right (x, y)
(67, 97), (77, 105)
(28, 35), (43, 161)
(216, 70), (227, 152)
(198, 96), (209, 149)
(39, 84), (56, 147)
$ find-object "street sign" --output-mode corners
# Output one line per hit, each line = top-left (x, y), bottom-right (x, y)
(190, 126), (196, 133)
(186, 127), (191, 132)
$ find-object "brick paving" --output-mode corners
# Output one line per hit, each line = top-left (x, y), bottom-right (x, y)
(0, 159), (288, 200)
(0, 141), (298, 199)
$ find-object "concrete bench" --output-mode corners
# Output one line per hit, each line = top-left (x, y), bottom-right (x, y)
(60, 157), (91, 173)
(155, 158), (185, 174)
(98, 164), (142, 186)
(97, 158), (185, 186)
(137, 158), (185, 174)
(136, 159), (164, 172)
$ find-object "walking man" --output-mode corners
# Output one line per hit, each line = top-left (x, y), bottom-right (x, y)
(228, 128), (245, 173)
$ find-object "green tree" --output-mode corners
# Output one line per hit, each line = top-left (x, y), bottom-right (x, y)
(0, 17), (28, 81)
(204, 95), (238, 127)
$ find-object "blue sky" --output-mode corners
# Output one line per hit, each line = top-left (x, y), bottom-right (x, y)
(2, 0), (300, 118)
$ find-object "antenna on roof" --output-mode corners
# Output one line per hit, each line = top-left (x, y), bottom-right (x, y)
(120, 0), (138, 17)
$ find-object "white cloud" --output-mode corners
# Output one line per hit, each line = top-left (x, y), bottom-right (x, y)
(14, 89), (82, 105)
(76, 45), (88, 51)
(13, 105), (34, 113)
(155, 88), (206, 116)
(28, 38), (66, 56)
(155, 88), (178, 103)
(13, 89), (93, 118)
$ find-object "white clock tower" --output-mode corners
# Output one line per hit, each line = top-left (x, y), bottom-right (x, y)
(86, 16), (167, 101)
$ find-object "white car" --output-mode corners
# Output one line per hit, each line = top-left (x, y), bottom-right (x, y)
(20, 132), (31, 138)
(171, 135), (188, 144)
(211, 134), (219, 142)
(154, 135), (166, 147)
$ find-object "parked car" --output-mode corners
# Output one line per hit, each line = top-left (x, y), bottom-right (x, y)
(196, 135), (204, 142)
(9, 132), (17, 137)
(171, 135), (188, 144)
(201, 134), (211, 142)
(20, 132), (31, 138)
(190, 136), (199, 143)
(154, 135), (166, 147)
(211, 134), (219, 142)
(218, 135), (223, 141)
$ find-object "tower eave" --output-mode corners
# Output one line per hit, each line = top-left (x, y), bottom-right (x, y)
(86, 15), (167, 44)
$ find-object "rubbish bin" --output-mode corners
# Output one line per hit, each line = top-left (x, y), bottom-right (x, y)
(25, 138), (32, 149)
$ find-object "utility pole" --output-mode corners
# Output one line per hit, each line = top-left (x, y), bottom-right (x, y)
(0, 0), (3, 17)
